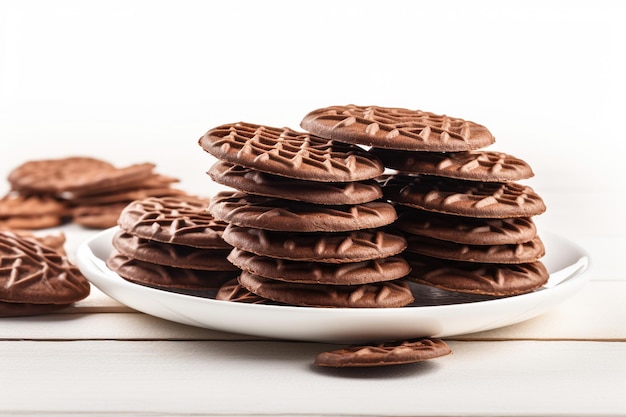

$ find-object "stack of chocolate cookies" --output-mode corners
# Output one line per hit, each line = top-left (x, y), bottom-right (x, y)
(106, 195), (239, 294)
(300, 105), (548, 296)
(199, 122), (414, 307)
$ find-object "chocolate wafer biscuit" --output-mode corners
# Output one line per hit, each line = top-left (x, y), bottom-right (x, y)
(208, 161), (383, 205)
(112, 230), (236, 271)
(228, 248), (410, 285)
(209, 191), (397, 232)
(238, 271), (414, 308)
(215, 278), (272, 304)
(381, 175), (546, 218)
(405, 234), (545, 264)
(405, 253), (549, 296)
(300, 105), (495, 151)
(117, 195), (230, 249)
(314, 338), (451, 367)
(396, 211), (537, 245)
(199, 122), (384, 182)
(370, 149), (534, 182)
(222, 224), (407, 263)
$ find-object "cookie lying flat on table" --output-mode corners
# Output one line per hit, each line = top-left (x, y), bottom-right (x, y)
(0, 231), (90, 316)
(314, 338), (451, 367)
(300, 105), (495, 151)
(0, 193), (68, 229)
(209, 191), (397, 232)
(199, 122), (384, 182)
(208, 161), (383, 205)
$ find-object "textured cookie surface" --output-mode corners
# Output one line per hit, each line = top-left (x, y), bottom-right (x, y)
(228, 248), (410, 285)
(382, 175), (546, 218)
(0, 231), (90, 304)
(222, 225), (407, 263)
(396, 211), (537, 245)
(199, 122), (384, 182)
(209, 191), (397, 232)
(215, 278), (272, 304)
(314, 338), (451, 367)
(300, 105), (495, 151)
(371, 149), (534, 182)
(405, 253), (549, 296)
(117, 195), (230, 248)
(208, 161), (383, 205)
(238, 271), (414, 308)
(112, 231), (236, 271)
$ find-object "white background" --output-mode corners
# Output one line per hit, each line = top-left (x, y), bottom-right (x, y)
(1, 0), (625, 239)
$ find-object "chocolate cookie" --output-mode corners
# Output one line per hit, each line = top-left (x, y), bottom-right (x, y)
(238, 271), (414, 308)
(199, 122), (384, 182)
(0, 193), (68, 230)
(107, 252), (238, 291)
(112, 230), (236, 271)
(215, 278), (272, 304)
(405, 253), (549, 296)
(370, 148), (534, 182)
(405, 234), (545, 264)
(381, 175), (546, 218)
(209, 191), (397, 232)
(222, 224), (407, 263)
(0, 231), (91, 306)
(117, 195), (230, 249)
(314, 338), (452, 367)
(396, 211), (537, 245)
(208, 161), (383, 205)
(228, 248), (410, 285)
(300, 105), (495, 151)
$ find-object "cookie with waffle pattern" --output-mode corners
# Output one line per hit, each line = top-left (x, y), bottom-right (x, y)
(300, 105), (494, 151)
(198, 122), (384, 182)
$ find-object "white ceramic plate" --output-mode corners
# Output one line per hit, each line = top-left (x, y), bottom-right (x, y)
(77, 227), (590, 343)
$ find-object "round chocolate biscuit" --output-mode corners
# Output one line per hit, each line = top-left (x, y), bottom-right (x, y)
(314, 338), (452, 368)
(8, 156), (115, 194)
(215, 278), (272, 304)
(381, 175), (546, 218)
(106, 252), (238, 291)
(370, 148), (534, 182)
(405, 253), (549, 296)
(396, 210), (537, 245)
(112, 231), (236, 271)
(72, 202), (131, 229)
(117, 195), (230, 249)
(61, 162), (157, 197)
(405, 234), (545, 264)
(0, 301), (72, 317)
(228, 248), (410, 285)
(300, 105), (495, 151)
(199, 122), (384, 182)
(0, 193), (67, 217)
(209, 191), (397, 232)
(0, 231), (91, 305)
(238, 271), (415, 308)
(222, 224), (407, 263)
(208, 161), (383, 205)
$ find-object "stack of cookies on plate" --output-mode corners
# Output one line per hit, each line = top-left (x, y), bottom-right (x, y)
(300, 105), (548, 296)
(199, 122), (414, 307)
(106, 195), (239, 294)
(3, 156), (186, 229)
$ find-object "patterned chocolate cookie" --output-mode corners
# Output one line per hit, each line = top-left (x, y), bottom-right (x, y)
(61, 162), (157, 197)
(0, 231), (91, 305)
(0, 193), (68, 230)
(117, 195), (230, 249)
(222, 224), (407, 263)
(106, 252), (238, 291)
(396, 211), (537, 245)
(370, 148), (534, 182)
(215, 278), (272, 304)
(209, 191), (397, 232)
(405, 234), (545, 264)
(199, 122), (384, 182)
(238, 271), (414, 308)
(300, 105), (495, 151)
(314, 338), (452, 367)
(228, 248), (410, 285)
(381, 175), (546, 218)
(404, 253), (549, 296)
(208, 161), (383, 205)
(112, 231), (236, 271)
(72, 202), (131, 229)
(8, 156), (115, 194)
